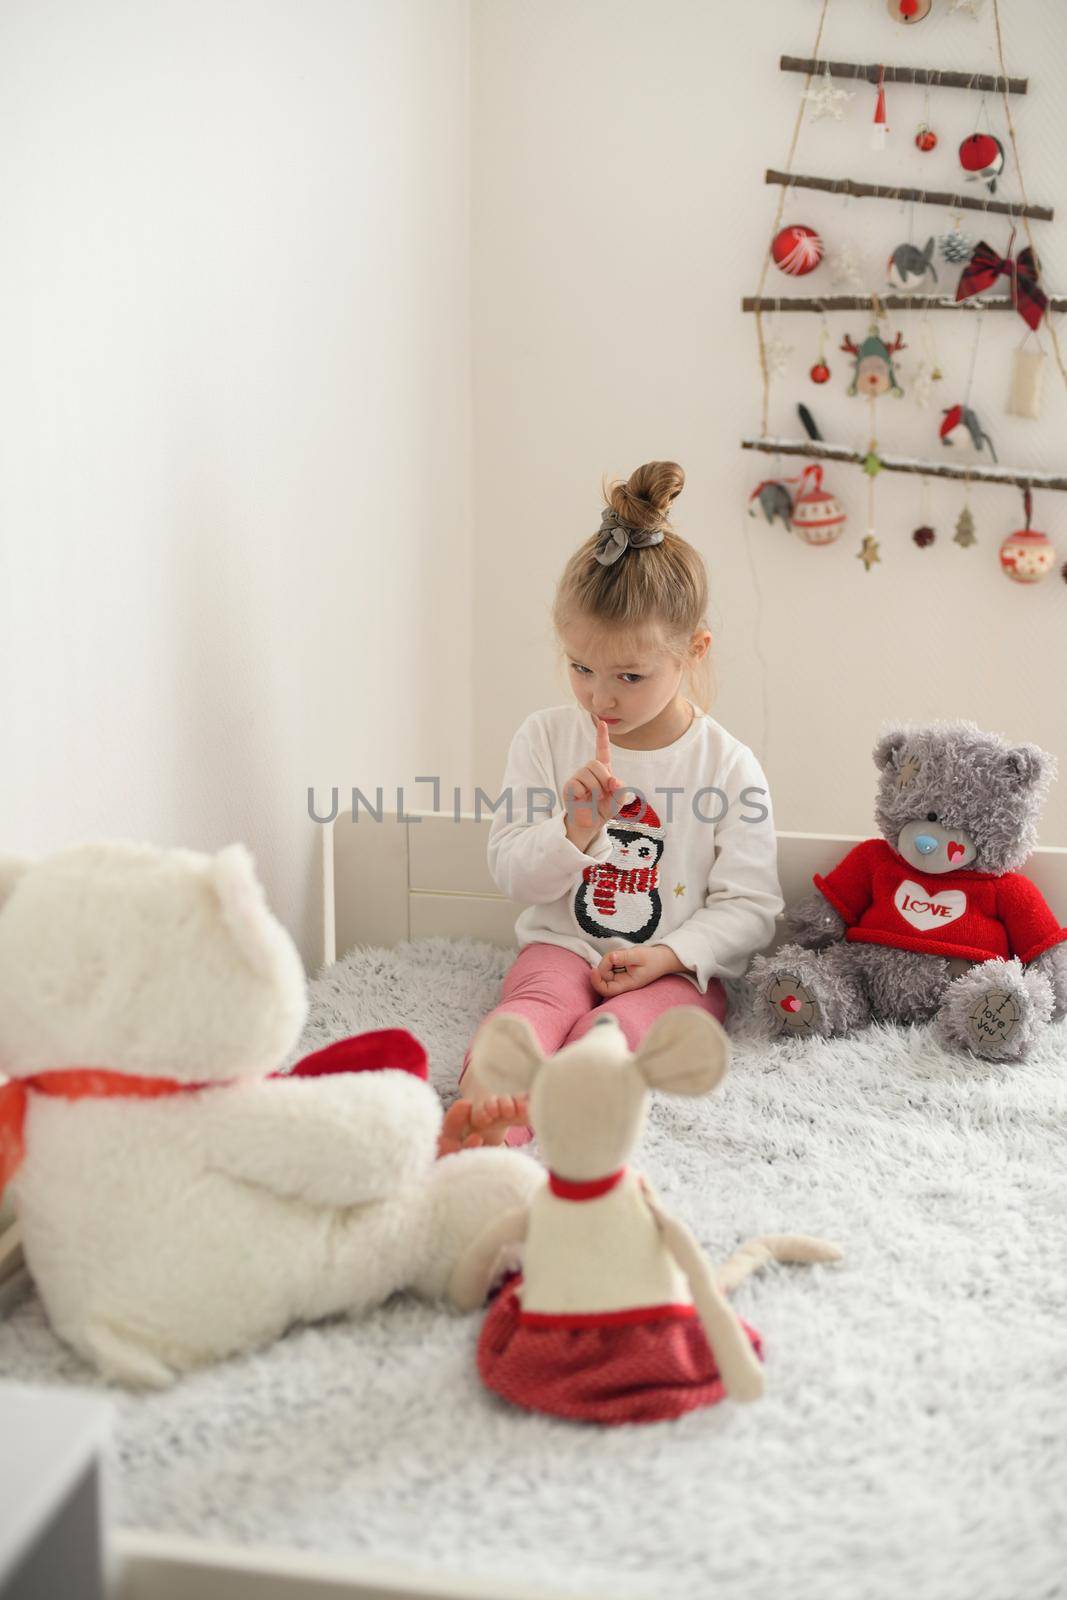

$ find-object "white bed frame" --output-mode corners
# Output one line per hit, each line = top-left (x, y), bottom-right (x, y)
(320, 809), (1067, 969)
(3, 813), (1065, 1600)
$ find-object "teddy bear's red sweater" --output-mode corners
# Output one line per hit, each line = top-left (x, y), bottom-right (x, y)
(813, 839), (1067, 965)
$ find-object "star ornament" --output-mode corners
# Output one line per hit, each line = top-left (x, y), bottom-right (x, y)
(857, 534), (881, 570)
(802, 68), (856, 122)
(673, 882), (686, 898)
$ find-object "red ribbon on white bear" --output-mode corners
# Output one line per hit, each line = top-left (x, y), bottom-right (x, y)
(0, 1029), (428, 1190)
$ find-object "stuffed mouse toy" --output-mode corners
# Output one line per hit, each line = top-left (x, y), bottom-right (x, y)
(449, 1007), (840, 1424)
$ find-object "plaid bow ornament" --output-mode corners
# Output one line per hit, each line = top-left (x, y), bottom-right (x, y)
(955, 234), (1048, 331)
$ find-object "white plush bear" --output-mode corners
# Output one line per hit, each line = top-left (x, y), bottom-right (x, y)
(0, 842), (539, 1387)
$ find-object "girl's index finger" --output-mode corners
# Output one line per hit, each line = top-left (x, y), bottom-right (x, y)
(595, 717), (612, 768)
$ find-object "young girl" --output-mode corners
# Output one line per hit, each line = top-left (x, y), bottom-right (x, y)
(439, 460), (783, 1154)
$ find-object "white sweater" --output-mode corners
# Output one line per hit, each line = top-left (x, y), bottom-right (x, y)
(486, 703), (784, 995)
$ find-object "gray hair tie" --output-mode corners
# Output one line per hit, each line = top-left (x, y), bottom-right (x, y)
(593, 508), (666, 566)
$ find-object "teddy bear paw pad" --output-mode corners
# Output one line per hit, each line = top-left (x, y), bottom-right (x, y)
(965, 989), (1022, 1054)
(766, 974), (821, 1037)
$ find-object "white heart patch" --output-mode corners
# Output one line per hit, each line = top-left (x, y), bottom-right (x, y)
(894, 879), (967, 932)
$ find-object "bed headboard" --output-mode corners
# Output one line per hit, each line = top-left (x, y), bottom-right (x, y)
(320, 812), (1067, 969)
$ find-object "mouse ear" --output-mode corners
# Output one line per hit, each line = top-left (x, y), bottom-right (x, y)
(634, 1008), (730, 1097)
(467, 1013), (543, 1097)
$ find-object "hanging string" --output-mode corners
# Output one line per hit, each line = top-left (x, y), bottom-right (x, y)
(990, 0), (1067, 394)
(752, 0), (832, 437)
(866, 392), (878, 539)
(963, 307), (984, 405)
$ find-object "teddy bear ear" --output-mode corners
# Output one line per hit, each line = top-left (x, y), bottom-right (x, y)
(209, 843), (284, 979)
(1001, 743), (1050, 790)
(0, 855), (30, 913)
(873, 728), (909, 772)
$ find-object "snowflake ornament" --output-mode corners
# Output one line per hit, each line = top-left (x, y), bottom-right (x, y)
(763, 331), (794, 379)
(828, 240), (866, 289)
(802, 67), (856, 122)
(949, 0), (984, 16)
(909, 359), (937, 409)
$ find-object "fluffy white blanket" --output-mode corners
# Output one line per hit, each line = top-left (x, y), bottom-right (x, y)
(1, 937), (1064, 1600)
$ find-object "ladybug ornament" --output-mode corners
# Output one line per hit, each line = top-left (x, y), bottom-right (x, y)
(771, 225), (824, 277)
(959, 132), (1006, 194)
(887, 0), (931, 19)
(790, 464), (847, 546)
(999, 490), (1056, 583)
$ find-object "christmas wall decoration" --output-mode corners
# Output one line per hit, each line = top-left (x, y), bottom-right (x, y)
(791, 463), (847, 545)
(1007, 346), (1045, 418)
(771, 224), (824, 276)
(746, 9), (1065, 583)
(842, 326), (906, 397)
(999, 490), (1055, 582)
(958, 132), (1005, 193)
(887, 237), (938, 288)
(939, 402), (996, 461)
(955, 236), (1047, 330)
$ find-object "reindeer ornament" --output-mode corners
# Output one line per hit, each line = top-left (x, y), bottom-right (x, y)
(449, 1008), (841, 1425)
(842, 325), (907, 397)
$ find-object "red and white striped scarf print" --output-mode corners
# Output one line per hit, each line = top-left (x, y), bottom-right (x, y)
(582, 859), (658, 917)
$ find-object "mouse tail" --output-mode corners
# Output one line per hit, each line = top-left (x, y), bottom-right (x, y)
(716, 1234), (843, 1294)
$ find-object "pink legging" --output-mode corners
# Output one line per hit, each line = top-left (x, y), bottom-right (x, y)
(459, 942), (727, 1145)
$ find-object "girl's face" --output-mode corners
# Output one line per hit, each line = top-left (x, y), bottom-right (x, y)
(560, 622), (700, 743)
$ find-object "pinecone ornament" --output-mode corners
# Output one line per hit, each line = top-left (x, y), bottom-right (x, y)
(939, 228), (977, 265)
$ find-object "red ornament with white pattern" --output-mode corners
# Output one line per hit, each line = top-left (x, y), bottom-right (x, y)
(771, 225), (824, 277)
(999, 491), (1055, 583)
(790, 463), (846, 546)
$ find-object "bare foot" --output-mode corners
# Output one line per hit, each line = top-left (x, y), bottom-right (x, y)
(436, 1094), (530, 1158)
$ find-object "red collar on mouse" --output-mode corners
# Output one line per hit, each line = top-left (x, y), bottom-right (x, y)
(548, 1168), (626, 1201)
(0, 1028), (427, 1189)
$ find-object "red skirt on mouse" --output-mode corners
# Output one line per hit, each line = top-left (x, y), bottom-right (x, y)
(477, 1274), (762, 1425)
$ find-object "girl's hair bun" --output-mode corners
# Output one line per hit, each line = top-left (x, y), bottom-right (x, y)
(604, 461), (685, 533)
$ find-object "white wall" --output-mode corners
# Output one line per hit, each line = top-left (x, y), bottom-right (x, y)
(2, 1), (1065, 974)
(470, 0), (1067, 843)
(0, 0), (472, 965)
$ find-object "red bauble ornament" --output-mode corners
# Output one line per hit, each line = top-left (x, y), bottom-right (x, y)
(810, 362), (831, 384)
(771, 225), (824, 277)
(958, 133), (1005, 191)
(912, 525), (936, 548)
(1000, 528), (1055, 583)
(915, 125), (938, 152)
(791, 464), (846, 545)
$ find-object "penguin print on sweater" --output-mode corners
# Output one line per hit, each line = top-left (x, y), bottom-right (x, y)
(574, 798), (664, 943)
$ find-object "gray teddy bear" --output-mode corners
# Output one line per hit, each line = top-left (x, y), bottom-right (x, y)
(747, 722), (1067, 1062)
